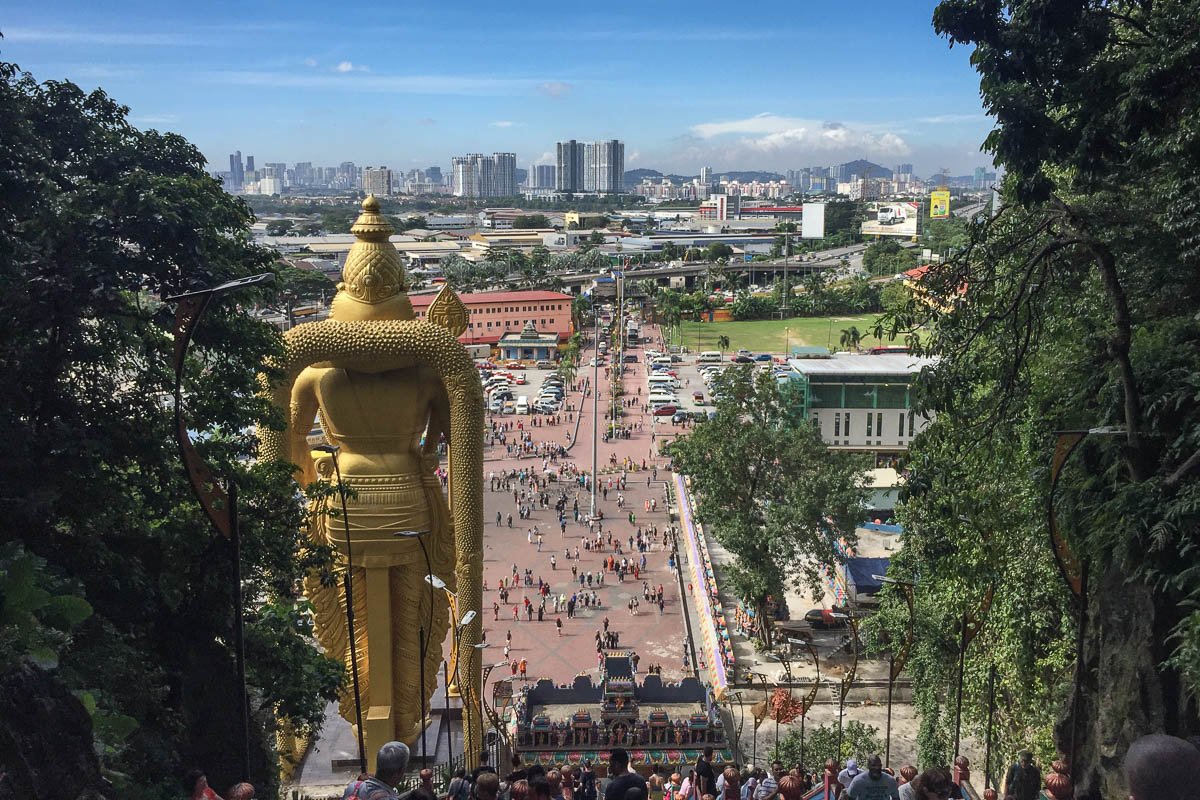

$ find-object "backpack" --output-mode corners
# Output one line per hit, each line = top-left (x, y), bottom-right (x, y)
(449, 777), (471, 800)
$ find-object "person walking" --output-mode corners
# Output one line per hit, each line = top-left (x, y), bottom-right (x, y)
(519, 658), (528, 681)
(556, 617), (563, 637)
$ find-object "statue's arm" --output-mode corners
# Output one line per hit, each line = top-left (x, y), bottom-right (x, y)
(289, 372), (321, 489)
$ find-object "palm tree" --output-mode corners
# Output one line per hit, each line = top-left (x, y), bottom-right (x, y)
(717, 334), (730, 354)
(839, 326), (862, 351)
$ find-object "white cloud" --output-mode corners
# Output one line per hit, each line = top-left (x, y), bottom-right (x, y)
(129, 113), (178, 125)
(204, 70), (566, 97)
(418, 117), (437, 126)
(490, 120), (517, 128)
(690, 113), (911, 157)
(304, 57), (317, 67)
(627, 150), (641, 164)
(3, 26), (204, 46)
(536, 81), (573, 98)
(335, 61), (369, 73)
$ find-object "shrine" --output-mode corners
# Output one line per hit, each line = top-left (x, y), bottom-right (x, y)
(510, 652), (733, 772)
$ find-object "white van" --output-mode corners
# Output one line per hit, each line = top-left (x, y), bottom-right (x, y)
(651, 356), (672, 368)
(698, 351), (722, 363)
(515, 396), (529, 414)
(647, 375), (680, 390)
(648, 393), (678, 408)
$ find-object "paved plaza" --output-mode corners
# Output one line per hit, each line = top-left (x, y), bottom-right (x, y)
(479, 325), (695, 699)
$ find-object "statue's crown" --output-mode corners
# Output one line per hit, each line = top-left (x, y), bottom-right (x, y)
(339, 195), (407, 304)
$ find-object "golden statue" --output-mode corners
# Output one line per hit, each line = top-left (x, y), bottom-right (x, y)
(259, 196), (484, 772)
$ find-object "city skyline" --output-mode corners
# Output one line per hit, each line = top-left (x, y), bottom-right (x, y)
(1, 0), (995, 175)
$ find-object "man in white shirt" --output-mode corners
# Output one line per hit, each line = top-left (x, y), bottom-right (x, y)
(753, 762), (783, 800)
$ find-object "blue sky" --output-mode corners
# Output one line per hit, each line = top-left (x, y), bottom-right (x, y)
(1, 0), (995, 177)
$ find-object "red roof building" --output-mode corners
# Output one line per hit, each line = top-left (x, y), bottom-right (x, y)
(409, 289), (574, 345)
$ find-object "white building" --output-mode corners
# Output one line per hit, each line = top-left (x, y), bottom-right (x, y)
(362, 167), (393, 197)
(784, 352), (937, 453)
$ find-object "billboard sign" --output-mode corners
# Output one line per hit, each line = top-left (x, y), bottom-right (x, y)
(861, 202), (920, 238)
(930, 191), (950, 218)
(801, 202), (826, 239)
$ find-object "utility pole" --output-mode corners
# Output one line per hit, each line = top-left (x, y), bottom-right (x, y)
(589, 299), (599, 519)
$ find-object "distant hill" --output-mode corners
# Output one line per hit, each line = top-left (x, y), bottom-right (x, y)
(837, 159), (891, 178)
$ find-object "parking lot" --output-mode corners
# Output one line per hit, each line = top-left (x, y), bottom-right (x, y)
(480, 361), (569, 417)
(634, 345), (790, 428)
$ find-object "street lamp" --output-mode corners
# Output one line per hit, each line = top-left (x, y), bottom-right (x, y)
(166, 271), (275, 783)
(309, 443), (369, 773)
(727, 691), (746, 762)
(828, 611), (860, 760)
(786, 637), (821, 770)
(871, 575), (916, 769)
(395, 529), (435, 762)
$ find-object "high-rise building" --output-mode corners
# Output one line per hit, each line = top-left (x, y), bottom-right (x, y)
(583, 143), (598, 192)
(426, 166), (442, 185)
(593, 139), (624, 194)
(896, 163), (913, 177)
(493, 152), (517, 196)
(974, 167), (987, 188)
(228, 151), (244, 192)
(528, 164), (556, 189)
(451, 156), (476, 197)
(362, 167), (393, 197)
(700, 166), (712, 186)
(556, 140), (585, 192)
(244, 155), (255, 173)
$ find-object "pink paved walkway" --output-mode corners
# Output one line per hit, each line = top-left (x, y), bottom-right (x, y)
(478, 325), (691, 701)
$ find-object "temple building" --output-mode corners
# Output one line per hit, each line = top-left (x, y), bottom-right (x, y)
(508, 653), (732, 772)
(497, 321), (562, 363)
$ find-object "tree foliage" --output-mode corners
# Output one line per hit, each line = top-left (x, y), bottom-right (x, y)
(0, 62), (342, 796)
(772, 721), (883, 770)
(869, 2), (1200, 793)
(670, 368), (870, 644)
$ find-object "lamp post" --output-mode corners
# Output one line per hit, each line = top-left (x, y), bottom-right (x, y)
(468, 642), (490, 758)
(166, 271), (275, 783)
(786, 637), (820, 771)
(312, 443), (369, 774)
(751, 671), (770, 767)
(395, 529), (435, 762)
(426, 569), (473, 765)
(728, 690), (746, 762)
(828, 612), (859, 760)
(590, 296), (599, 519)
(872, 575), (916, 769)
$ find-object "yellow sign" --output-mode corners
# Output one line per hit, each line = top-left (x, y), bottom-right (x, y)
(930, 190), (950, 218)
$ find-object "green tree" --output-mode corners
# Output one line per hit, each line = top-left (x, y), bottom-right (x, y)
(513, 213), (550, 229)
(772, 721), (883, 769)
(295, 221), (322, 236)
(716, 334), (730, 353)
(866, 0), (1200, 788)
(879, 280), (911, 317)
(705, 242), (734, 262)
(0, 63), (342, 797)
(838, 326), (861, 351)
(670, 368), (870, 646)
(265, 219), (294, 236)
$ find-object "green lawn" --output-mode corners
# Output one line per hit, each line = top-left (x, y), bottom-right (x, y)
(665, 315), (890, 355)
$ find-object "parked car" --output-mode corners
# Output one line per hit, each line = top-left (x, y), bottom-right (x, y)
(624, 354), (638, 363)
(671, 411), (689, 424)
(692, 391), (705, 405)
(755, 353), (773, 362)
(513, 375), (527, 385)
(505, 362), (526, 370)
(670, 354), (684, 362)
(731, 355), (754, 363)
(535, 360), (555, 369)
(804, 609), (849, 629)
(652, 404), (677, 416)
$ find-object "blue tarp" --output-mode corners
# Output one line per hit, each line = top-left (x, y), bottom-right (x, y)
(846, 557), (891, 595)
